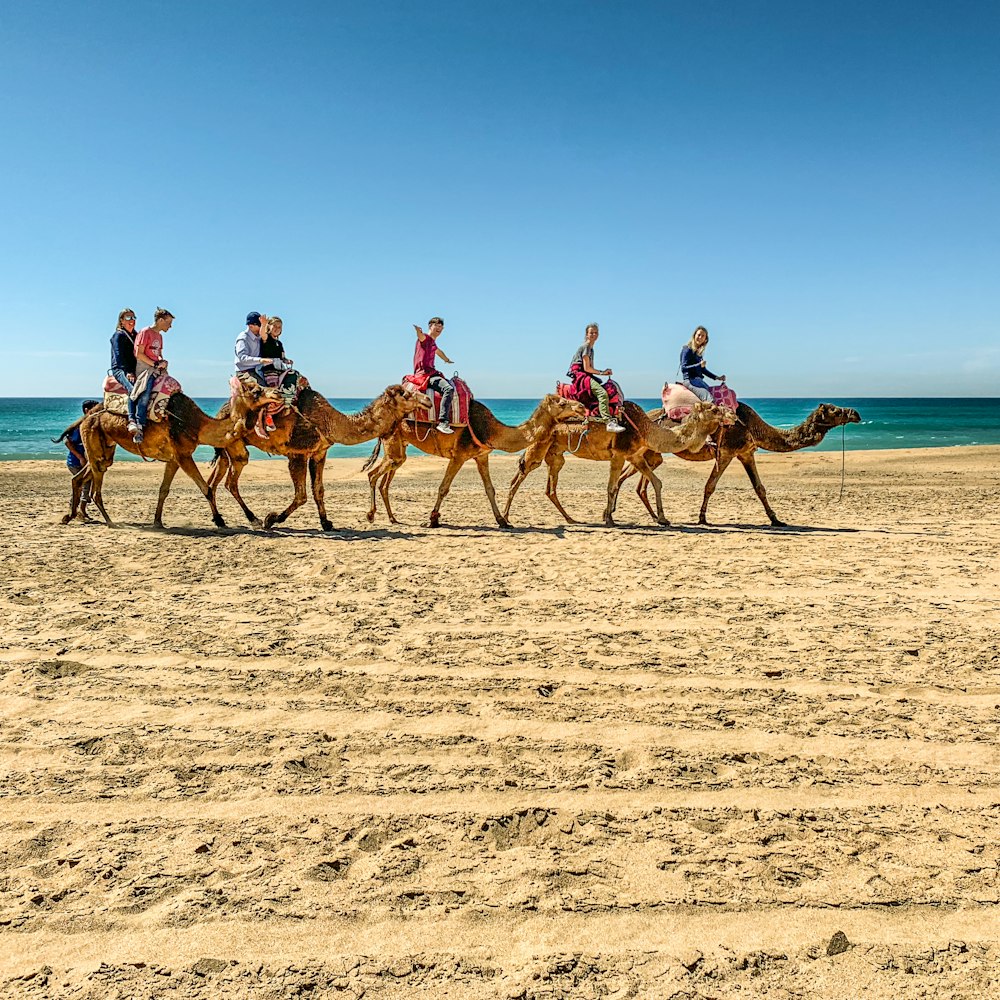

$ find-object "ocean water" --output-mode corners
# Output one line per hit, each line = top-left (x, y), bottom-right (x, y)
(1, 397), (998, 463)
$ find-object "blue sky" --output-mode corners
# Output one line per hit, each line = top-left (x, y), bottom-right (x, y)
(2, 0), (997, 398)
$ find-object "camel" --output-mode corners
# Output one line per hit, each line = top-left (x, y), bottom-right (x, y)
(363, 394), (588, 528)
(620, 401), (862, 527)
(503, 399), (734, 528)
(208, 384), (431, 531)
(57, 383), (283, 528)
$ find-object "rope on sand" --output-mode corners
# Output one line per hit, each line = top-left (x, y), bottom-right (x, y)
(838, 424), (846, 502)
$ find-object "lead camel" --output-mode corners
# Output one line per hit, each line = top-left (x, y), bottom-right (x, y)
(619, 401), (862, 526)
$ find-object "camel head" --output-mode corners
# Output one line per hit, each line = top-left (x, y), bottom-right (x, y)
(536, 393), (588, 426)
(689, 400), (736, 433)
(230, 381), (285, 418)
(386, 383), (433, 416)
(812, 403), (862, 430)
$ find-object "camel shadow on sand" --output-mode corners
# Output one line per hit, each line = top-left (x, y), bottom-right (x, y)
(101, 521), (424, 542)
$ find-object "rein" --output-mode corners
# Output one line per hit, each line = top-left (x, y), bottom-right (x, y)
(566, 424), (589, 454)
(408, 419), (433, 443)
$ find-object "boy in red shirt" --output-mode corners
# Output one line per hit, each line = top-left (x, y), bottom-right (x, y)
(413, 316), (456, 433)
(131, 307), (174, 443)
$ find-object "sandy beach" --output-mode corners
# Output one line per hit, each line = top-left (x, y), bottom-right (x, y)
(2, 445), (999, 998)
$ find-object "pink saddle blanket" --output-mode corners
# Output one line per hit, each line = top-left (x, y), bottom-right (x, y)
(710, 383), (738, 410)
(402, 375), (472, 425)
(661, 382), (701, 420)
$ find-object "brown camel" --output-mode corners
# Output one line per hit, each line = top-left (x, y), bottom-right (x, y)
(57, 383), (282, 528)
(363, 394), (588, 528)
(620, 401), (862, 527)
(208, 384), (431, 531)
(503, 400), (733, 528)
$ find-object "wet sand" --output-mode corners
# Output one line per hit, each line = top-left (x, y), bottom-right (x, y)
(2, 445), (999, 997)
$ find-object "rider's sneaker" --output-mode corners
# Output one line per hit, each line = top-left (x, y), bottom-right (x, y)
(132, 427), (144, 443)
(436, 422), (454, 434)
(127, 421), (139, 435)
(606, 419), (626, 433)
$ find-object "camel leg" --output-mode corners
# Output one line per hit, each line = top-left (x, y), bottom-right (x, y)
(502, 443), (548, 522)
(472, 452), (510, 529)
(221, 447), (261, 526)
(88, 463), (113, 526)
(172, 452), (228, 528)
(153, 461), (181, 528)
(308, 452), (335, 531)
(612, 454), (663, 521)
(79, 423), (114, 526)
(207, 448), (256, 526)
(631, 454), (669, 525)
(603, 455), (627, 527)
(699, 453), (735, 525)
(636, 454), (666, 522)
(377, 464), (404, 525)
(740, 453), (786, 527)
(62, 465), (89, 524)
(426, 453), (468, 528)
(366, 456), (388, 522)
(544, 452), (579, 525)
(367, 440), (405, 525)
(264, 454), (309, 529)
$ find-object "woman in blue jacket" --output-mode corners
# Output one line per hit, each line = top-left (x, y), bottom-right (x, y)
(679, 326), (725, 401)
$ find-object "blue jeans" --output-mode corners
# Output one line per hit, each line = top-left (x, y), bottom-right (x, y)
(110, 368), (137, 422)
(683, 378), (713, 402)
(134, 369), (157, 428)
(428, 374), (456, 425)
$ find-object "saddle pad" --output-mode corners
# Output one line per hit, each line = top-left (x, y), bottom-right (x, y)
(710, 384), (737, 410)
(403, 375), (472, 425)
(662, 382), (700, 420)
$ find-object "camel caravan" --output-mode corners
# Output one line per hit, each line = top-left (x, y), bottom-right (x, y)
(56, 310), (861, 531)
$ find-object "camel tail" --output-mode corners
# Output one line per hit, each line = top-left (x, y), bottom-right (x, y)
(209, 447), (225, 469)
(51, 414), (87, 444)
(360, 437), (382, 472)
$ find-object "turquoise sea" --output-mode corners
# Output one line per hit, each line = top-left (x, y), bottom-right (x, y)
(1, 397), (998, 463)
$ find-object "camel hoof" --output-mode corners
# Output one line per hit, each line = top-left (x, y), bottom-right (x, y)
(698, 516), (708, 525)
(250, 517), (264, 529)
(365, 510), (375, 523)
(657, 518), (670, 527)
(263, 513), (280, 530)
(496, 518), (511, 530)
(770, 519), (788, 528)
(60, 514), (73, 525)
(213, 516), (227, 529)
(321, 519), (335, 532)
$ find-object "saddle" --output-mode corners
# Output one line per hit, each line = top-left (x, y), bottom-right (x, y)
(556, 367), (624, 419)
(661, 382), (738, 420)
(102, 373), (182, 422)
(661, 382), (700, 420)
(402, 374), (473, 425)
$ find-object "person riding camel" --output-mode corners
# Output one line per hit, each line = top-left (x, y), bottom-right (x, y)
(131, 308), (173, 443)
(679, 325), (726, 402)
(110, 308), (139, 431)
(413, 316), (456, 434)
(234, 311), (281, 430)
(568, 323), (625, 433)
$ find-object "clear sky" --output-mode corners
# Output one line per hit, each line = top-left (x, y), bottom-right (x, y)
(2, 0), (997, 398)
